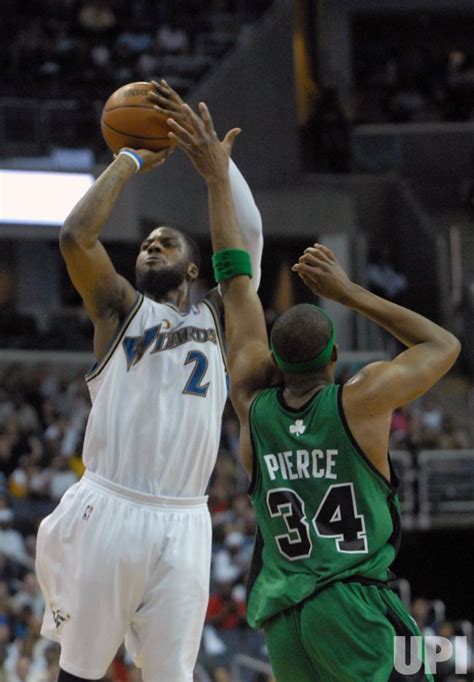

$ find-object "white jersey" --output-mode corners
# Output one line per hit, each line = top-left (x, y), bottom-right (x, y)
(82, 293), (227, 497)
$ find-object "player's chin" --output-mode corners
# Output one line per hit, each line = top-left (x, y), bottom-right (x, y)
(144, 263), (165, 271)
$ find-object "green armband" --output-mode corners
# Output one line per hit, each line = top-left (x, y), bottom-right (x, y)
(212, 249), (253, 283)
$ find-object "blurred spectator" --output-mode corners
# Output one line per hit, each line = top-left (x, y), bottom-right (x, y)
(8, 19), (50, 75)
(115, 28), (153, 56)
(47, 457), (78, 502)
(156, 20), (190, 55)
(411, 597), (437, 638)
(0, 509), (34, 570)
(390, 407), (411, 447)
(77, 0), (117, 36)
(198, 625), (232, 681)
(367, 248), (408, 304)
(367, 248), (409, 353)
(444, 48), (474, 121)
(11, 656), (31, 682)
(418, 399), (443, 435)
(10, 452), (49, 500)
(212, 531), (248, 585)
(437, 415), (470, 449)
(207, 581), (246, 631)
(11, 573), (44, 621)
(221, 417), (240, 460)
(392, 411), (426, 453)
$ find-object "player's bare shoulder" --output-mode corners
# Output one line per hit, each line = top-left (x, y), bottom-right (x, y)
(343, 361), (394, 412)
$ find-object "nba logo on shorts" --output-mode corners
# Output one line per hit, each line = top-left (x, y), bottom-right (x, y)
(82, 505), (94, 520)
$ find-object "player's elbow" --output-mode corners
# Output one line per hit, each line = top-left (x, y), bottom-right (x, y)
(60, 220), (93, 252)
(435, 332), (462, 371)
(444, 333), (462, 362)
(59, 225), (78, 253)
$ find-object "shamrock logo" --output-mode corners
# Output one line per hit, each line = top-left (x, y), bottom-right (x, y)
(289, 419), (306, 437)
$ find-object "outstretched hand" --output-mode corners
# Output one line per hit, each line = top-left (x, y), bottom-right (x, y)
(292, 243), (354, 303)
(166, 101), (241, 183)
(148, 79), (198, 132)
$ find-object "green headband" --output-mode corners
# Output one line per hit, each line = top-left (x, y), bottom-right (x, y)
(271, 306), (336, 374)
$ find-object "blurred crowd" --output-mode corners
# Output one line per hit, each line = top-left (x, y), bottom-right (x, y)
(355, 45), (474, 124)
(0, 362), (471, 680)
(1, 0), (272, 100)
(410, 597), (473, 682)
(390, 402), (470, 453)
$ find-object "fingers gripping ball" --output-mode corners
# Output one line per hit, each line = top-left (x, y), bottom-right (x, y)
(101, 81), (176, 154)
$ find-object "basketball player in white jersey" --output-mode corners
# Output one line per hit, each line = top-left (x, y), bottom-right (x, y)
(35, 83), (262, 681)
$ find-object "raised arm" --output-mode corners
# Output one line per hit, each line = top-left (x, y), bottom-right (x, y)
(294, 244), (461, 411)
(228, 159), (263, 290)
(60, 149), (169, 360)
(167, 102), (278, 471)
(149, 80), (263, 289)
(294, 244), (460, 477)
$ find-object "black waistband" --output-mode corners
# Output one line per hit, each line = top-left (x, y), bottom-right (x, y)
(341, 575), (394, 590)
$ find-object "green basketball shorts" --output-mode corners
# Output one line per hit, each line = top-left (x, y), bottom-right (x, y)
(263, 580), (433, 682)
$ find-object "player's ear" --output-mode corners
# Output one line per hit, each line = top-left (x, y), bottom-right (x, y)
(332, 343), (338, 363)
(187, 261), (199, 281)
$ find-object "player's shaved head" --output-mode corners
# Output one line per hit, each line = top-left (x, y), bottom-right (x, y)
(270, 304), (334, 368)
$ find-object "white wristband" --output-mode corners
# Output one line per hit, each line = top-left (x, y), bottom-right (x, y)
(118, 149), (143, 173)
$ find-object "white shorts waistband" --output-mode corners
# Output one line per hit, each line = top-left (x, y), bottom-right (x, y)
(82, 470), (208, 509)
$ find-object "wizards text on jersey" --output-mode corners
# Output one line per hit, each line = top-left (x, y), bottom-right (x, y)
(122, 322), (217, 371)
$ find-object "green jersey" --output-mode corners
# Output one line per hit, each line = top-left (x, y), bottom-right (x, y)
(246, 384), (401, 630)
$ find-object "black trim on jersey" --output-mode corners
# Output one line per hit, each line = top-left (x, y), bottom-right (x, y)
(341, 575), (390, 590)
(387, 462), (402, 556)
(85, 292), (144, 382)
(205, 286), (224, 321)
(386, 610), (430, 681)
(337, 385), (398, 493)
(387, 494), (402, 556)
(388, 456), (400, 490)
(246, 526), (265, 606)
(276, 385), (326, 414)
(202, 297), (228, 374)
(162, 301), (192, 316)
(247, 393), (262, 496)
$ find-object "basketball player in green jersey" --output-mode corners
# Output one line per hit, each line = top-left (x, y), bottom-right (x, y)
(168, 103), (461, 681)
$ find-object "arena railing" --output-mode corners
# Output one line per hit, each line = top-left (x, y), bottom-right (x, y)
(418, 450), (474, 528)
(0, 97), (85, 155)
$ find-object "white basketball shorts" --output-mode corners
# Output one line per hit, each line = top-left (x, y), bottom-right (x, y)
(36, 470), (212, 681)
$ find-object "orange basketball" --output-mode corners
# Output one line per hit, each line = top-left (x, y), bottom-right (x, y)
(101, 81), (176, 154)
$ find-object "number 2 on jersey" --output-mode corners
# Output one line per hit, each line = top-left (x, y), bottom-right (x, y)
(267, 483), (367, 561)
(183, 351), (210, 397)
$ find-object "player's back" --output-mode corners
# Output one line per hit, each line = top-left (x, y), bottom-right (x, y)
(82, 294), (227, 497)
(246, 383), (401, 629)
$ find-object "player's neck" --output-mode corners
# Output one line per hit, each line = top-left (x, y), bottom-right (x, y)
(147, 282), (191, 311)
(282, 371), (333, 408)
